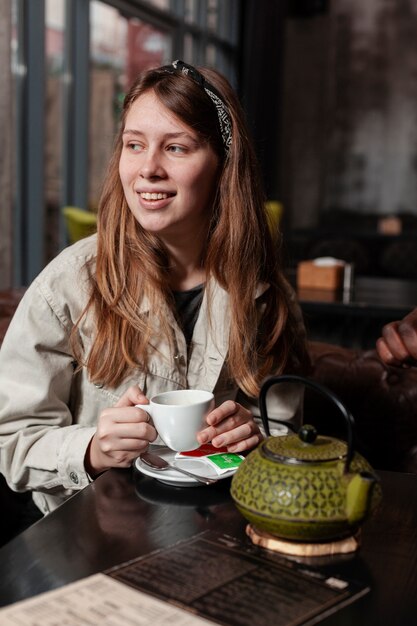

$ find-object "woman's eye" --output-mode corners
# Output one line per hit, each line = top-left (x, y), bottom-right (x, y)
(168, 145), (187, 154)
(123, 141), (143, 153)
(128, 143), (142, 152)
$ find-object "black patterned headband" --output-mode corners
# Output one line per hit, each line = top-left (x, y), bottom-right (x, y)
(165, 60), (232, 152)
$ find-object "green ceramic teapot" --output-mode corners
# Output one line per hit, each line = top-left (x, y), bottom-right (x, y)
(230, 375), (382, 542)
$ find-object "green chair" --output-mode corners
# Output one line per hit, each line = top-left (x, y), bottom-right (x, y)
(62, 206), (98, 244)
(265, 200), (283, 238)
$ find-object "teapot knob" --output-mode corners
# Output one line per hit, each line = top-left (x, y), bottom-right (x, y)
(299, 424), (317, 444)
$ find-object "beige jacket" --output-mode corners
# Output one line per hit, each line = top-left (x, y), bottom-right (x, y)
(0, 235), (303, 514)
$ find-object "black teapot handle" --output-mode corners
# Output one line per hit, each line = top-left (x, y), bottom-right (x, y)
(259, 374), (355, 473)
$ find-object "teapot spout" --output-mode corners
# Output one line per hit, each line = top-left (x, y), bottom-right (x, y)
(346, 471), (378, 524)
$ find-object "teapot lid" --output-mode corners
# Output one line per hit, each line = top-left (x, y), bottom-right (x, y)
(263, 425), (348, 464)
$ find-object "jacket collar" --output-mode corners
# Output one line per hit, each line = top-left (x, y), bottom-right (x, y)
(136, 278), (269, 315)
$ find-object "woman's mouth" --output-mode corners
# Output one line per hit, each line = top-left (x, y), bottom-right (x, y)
(140, 192), (173, 201)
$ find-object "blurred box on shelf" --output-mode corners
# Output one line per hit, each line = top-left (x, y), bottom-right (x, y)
(377, 216), (402, 235)
(297, 258), (345, 291)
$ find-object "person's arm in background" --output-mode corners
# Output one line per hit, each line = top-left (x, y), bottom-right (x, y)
(376, 307), (417, 366)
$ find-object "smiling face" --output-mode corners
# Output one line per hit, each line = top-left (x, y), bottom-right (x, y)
(119, 90), (220, 244)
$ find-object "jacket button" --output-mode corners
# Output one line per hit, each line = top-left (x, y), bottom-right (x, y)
(69, 471), (79, 484)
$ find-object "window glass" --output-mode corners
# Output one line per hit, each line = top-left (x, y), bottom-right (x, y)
(10, 1), (18, 70)
(144, 0), (170, 10)
(183, 32), (195, 63)
(89, 1), (172, 211)
(185, 0), (199, 24)
(207, 0), (218, 32)
(45, 0), (65, 260)
(206, 43), (216, 67)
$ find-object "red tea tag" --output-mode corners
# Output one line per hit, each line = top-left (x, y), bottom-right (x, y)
(177, 444), (228, 457)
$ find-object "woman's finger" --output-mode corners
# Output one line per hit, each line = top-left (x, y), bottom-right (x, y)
(197, 415), (248, 444)
(205, 400), (241, 426)
(97, 422), (156, 443)
(376, 337), (398, 365)
(211, 421), (260, 448)
(99, 405), (151, 425)
(382, 326), (407, 359)
(397, 320), (417, 360)
(227, 433), (263, 453)
(115, 385), (148, 408)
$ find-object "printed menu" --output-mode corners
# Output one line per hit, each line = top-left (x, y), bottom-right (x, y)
(0, 574), (211, 625)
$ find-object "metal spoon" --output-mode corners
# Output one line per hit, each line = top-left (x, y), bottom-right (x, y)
(140, 451), (218, 485)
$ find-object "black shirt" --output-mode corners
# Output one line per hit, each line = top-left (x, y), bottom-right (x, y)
(172, 283), (204, 349)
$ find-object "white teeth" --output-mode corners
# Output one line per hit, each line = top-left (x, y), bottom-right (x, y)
(140, 192), (169, 200)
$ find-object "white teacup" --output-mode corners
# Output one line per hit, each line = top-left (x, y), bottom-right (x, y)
(136, 389), (215, 451)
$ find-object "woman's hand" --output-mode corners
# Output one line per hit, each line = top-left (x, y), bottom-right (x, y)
(85, 385), (157, 477)
(196, 400), (262, 454)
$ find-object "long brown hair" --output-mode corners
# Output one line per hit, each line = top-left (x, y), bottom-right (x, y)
(75, 64), (309, 396)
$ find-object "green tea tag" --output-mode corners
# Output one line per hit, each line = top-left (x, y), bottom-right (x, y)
(205, 453), (244, 474)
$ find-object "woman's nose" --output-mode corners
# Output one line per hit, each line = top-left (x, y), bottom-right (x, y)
(139, 149), (166, 179)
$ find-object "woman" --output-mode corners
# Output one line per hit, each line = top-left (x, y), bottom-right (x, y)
(0, 61), (309, 515)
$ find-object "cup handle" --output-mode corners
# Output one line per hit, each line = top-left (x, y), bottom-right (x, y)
(135, 403), (153, 420)
(135, 404), (166, 445)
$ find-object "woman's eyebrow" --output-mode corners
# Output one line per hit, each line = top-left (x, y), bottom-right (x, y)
(122, 129), (198, 142)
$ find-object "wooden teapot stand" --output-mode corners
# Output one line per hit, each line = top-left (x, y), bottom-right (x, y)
(246, 524), (360, 557)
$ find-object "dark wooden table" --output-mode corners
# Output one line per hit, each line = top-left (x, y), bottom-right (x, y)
(0, 467), (417, 625)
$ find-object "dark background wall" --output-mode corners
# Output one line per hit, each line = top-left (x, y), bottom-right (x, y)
(241, 0), (417, 232)
(239, 0), (288, 201)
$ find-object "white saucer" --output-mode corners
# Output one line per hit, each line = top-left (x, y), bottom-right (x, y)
(135, 448), (237, 487)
